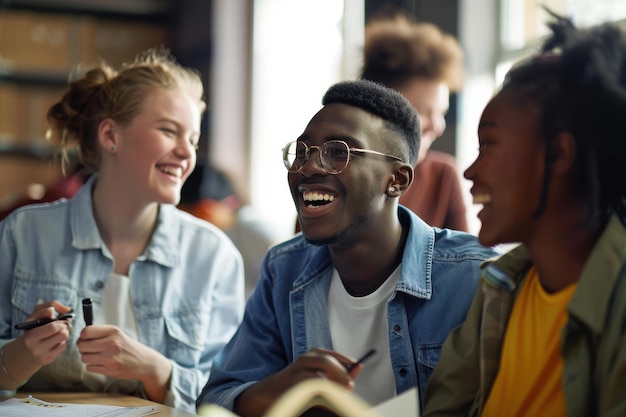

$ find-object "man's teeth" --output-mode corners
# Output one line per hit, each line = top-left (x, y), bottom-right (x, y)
(473, 194), (491, 204)
(159, 166), (182, 178)
(303, 191), (335, 202)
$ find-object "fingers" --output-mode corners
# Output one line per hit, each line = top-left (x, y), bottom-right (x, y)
(234, 349), (358, 417)
(76, 328), (152, 380)
(64, 320), (73, 334)
(28, 300), (72, 320)
(23, 320), (72, 345)
(40, 340), (69, 365)
(307, 347), (369, 379)
(78, 324), (122, 341)
(27, 306), (57, 321)
(22, 321), (72, 365)
(77, 325), (126, 362)
(310, 347), (358, 368)
(298, 349), (355, 388)
(48, 300), (73, 315)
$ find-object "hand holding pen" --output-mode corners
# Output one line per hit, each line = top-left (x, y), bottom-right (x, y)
(14, 300), (75, 331)
(12, 301), (75, 368)
(345, 349), (377, 372)
(307, 347), (377, 378)
(14, 310), (75, 330)
(15, 299), (93, 330)
(312, 347), (377, 375)
(232, 347), (377, 416)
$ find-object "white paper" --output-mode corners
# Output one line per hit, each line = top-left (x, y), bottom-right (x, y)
(372, 387), (419, 417)
(0, 396), (158, 417)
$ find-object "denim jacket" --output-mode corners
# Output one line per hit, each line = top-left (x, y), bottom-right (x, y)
(197, 206), (499, 413)
(0, 176), (245, 412)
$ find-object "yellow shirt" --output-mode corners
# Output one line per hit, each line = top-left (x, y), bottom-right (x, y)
(481, 267), (577, 417)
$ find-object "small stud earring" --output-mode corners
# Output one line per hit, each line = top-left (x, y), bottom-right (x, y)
(110, 146), (116, 152)
(388, 186), (396, 193)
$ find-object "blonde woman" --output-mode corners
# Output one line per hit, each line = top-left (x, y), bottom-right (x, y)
(0, 49), (245, 412)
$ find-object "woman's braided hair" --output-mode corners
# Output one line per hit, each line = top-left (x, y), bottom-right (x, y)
(504, 11), (626, 226)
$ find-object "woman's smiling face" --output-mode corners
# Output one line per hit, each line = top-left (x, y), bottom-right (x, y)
(111, 88), (201, 206)
(464, 87), (547, 247)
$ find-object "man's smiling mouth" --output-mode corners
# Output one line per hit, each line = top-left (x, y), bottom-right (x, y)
(303, 191), (335, 208)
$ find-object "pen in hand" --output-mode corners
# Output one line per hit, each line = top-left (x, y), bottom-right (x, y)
(82, 298), (93, 326)
(345, 348), (377, 372)
(14, 310), (75, 330)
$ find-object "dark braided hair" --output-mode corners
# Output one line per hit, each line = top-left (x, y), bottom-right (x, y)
(503, 12), (626, 226)
(322, 79), (421, 165)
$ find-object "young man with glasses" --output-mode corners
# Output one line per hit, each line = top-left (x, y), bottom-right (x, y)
(196, 80), (498, 416)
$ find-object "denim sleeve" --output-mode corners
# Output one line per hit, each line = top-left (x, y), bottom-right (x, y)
(0, 217), (15, 341)
(0, 218), (18, 394)
(196, 254), (292, 412)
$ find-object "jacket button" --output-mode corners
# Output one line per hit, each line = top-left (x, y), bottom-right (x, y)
(393, 325), (401, 332)
(95, 281), (105, 289)
(399, 368), (408, 377)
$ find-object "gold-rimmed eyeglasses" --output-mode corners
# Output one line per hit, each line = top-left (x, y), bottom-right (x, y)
(282, 140), (404, 174)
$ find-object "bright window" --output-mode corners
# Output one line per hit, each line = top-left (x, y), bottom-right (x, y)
(498, 1), (626, 83)
(249, 0), (362, 240)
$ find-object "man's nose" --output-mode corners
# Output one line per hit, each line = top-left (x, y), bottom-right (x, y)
(299, 148), (328, 176)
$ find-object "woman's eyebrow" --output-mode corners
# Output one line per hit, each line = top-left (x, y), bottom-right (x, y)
(478, 120), (498, 130)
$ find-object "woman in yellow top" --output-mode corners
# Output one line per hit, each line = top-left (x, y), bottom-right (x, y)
(423, 12), (626, 417)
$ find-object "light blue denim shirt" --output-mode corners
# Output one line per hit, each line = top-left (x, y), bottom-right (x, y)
(0, 176), (245, 412)
(197, 206), (500, 413)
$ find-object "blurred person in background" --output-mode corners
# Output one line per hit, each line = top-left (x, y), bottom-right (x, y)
(362, 11), (468, 231)
(0, 157), (87, 222)
(179, 159), (283, 299)
(178, 159), (242, 232)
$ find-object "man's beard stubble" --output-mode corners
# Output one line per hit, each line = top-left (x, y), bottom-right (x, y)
(303, 215), (368, 247)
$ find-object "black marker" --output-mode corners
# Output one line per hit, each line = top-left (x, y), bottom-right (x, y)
(345, 348), (377, 372)
(14, 310), (75, 330)
(82, 298), (93, 326)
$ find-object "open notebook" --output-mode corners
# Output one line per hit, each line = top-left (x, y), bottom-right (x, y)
(197, 379), (419, 417)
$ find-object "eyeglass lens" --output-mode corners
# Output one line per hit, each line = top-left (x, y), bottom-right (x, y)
(283, 141), (350, 174)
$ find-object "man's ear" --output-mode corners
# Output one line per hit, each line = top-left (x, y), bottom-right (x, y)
(550, 131), (576, 176)
(98, 118), (118, 153)
(387, 163), (413, 197)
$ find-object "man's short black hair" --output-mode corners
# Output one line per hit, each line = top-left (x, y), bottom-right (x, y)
(322, 79), (420, 165)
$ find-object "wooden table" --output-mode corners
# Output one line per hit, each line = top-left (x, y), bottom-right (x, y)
(2, 391), (200, 416)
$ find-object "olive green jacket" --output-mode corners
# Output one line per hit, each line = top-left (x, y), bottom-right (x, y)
(423, 214), (626, 417)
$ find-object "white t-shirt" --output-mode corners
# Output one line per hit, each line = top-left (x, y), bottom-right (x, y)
(83, 272), (139, 391)
(97, 272), (139, 339)
(328, 266), (400, 405)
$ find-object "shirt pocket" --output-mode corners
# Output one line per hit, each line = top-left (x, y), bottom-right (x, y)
(416, 343), (443, 393)
(12, 272), (77, 322)
(162, 307), (209, 367)
(417, 343), (443, 371)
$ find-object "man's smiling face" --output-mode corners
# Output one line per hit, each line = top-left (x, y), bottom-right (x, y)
(288, 103), (397, 247)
